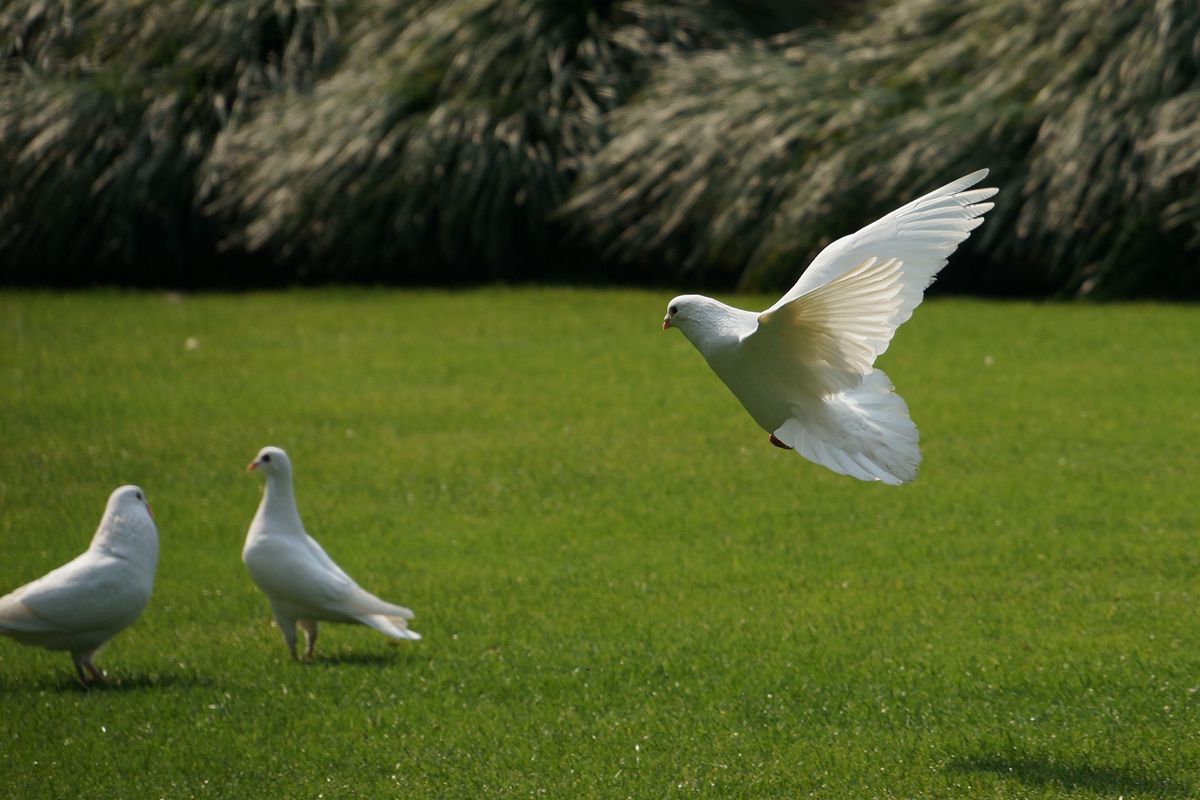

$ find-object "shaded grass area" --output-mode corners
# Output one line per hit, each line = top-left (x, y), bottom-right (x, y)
(0, 289), (1198, 798)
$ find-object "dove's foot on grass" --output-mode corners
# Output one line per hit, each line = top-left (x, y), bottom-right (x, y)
(286, 642), (314, 664)
(72, 655), (106, 688)
(769, 434), (793, 450)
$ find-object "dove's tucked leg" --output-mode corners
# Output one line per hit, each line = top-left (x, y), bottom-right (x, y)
(768, 433), (793, 450)
(298, 619), (318, 662)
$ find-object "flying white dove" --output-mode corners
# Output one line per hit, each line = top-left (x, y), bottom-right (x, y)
(243, 446), (420, 661)
(0, 486), (157, 686)
(663, 170), (997, 484)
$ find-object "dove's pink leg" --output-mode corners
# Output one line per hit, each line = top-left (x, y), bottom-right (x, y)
(273, 614), (299, 660)
(769, 433), (793, 450)
(298, 620), (318, 663)
(70, 652), (104, 688)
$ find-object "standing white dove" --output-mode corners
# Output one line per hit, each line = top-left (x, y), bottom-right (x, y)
(242, 446), (420, 661)
(0, 486), (158, 686)
(663, 170), (997, 484)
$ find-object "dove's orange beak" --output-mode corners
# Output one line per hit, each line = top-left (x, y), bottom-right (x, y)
(246, 460), (258, 472)
(662, 316), (671, 331)
(146, 501), (154, 519)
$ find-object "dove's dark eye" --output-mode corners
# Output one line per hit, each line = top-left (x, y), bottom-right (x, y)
(262, 454), (271, 463)
(669, 305), (678, 315)
(136, 492), (142, 500)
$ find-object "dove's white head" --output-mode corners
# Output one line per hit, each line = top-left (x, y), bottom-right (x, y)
(662, 294), (748, 355)
(247, 446), (292, 478)
(245, 446), (303, 538)
(663, 294), (701, 332)
(91, 485), (158, 566)
(662, 293), (737, 330)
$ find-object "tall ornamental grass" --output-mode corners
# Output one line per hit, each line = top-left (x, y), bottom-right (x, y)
(0, 0), (1196, 296)
(566, 0), (1200, 297)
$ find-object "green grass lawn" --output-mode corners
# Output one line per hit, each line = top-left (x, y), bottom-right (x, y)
(0, 288), (1197, 799)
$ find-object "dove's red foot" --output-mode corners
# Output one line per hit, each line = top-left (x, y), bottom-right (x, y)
(769, 433), (793, 450)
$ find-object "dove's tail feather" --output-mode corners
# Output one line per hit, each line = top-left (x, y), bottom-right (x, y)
(340, 582), (420, 618)
(350, 589), (415, 621)
(378, 602), (415, 621)
(359, 613), (422, 641)
(774, 369), (920, 485)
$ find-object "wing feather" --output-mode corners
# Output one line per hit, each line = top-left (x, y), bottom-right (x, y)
(765, 169), (997, 361)
(752, 256), (904, 395)
(245, 535), (356, 610)
(687, 171), (997, 484)
(1, 553), (141, 633)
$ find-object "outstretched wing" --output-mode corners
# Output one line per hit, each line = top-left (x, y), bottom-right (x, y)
(763, 169), (997, 363)
(734, 259), (921, 483)
(735, 171), (996, 484)
(751, 255), (905, 397)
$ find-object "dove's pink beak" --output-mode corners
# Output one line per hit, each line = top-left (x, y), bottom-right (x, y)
(662, 317), (671, 331)
(146, 501), (154, 519)
(246, 461), (258, 472)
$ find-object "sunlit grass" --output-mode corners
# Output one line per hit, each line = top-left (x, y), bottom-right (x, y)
(0, 289), (1197, 798)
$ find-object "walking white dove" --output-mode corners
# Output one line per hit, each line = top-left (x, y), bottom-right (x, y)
(243, 446), (420, 661)
(0, 486), (158, 686)
(663, 169), (997, 484)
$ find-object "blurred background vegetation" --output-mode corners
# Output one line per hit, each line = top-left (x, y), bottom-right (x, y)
(1, 0), (1197, 297)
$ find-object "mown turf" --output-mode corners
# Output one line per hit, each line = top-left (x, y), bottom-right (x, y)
(0, 289), (1197, 799)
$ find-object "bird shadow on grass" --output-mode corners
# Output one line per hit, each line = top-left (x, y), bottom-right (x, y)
(0, 671), (220, 695)
(93, 671), (221, 693)
(947, 754), (1194, 798)
(310, 649), (405, 668)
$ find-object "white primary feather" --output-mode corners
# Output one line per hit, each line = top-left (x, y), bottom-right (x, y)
(242, 446), (420, 662)
(0, 485), (157, 685)
(664, 170), (997, 484)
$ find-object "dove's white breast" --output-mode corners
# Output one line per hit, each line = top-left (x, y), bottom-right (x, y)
(703, 326), (830, 434)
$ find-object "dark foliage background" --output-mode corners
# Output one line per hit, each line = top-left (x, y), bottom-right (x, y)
(1, 0), (1197, 297)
